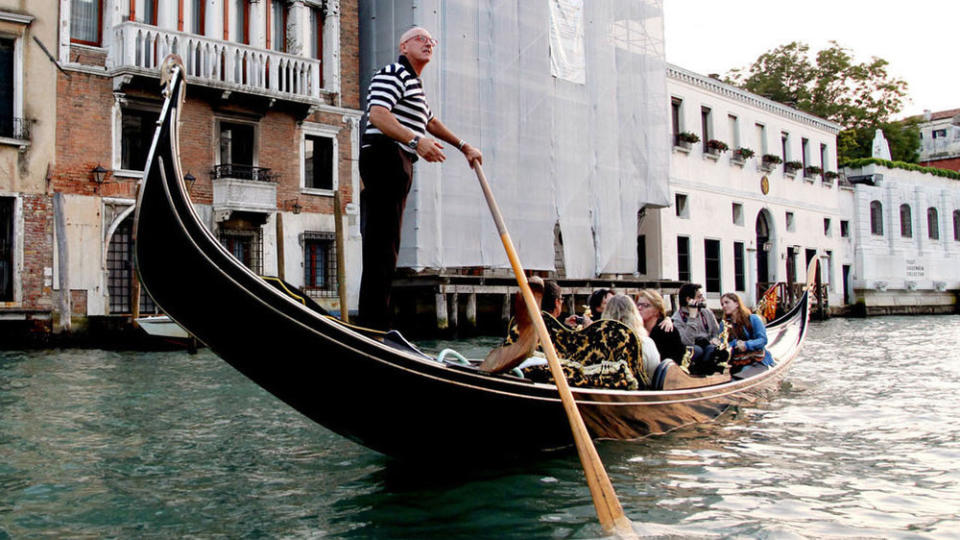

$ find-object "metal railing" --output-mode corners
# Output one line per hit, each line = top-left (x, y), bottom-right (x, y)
(210, 164), (278, 182)
(111, 21), (322, 102)
(0, 117), (30, 140)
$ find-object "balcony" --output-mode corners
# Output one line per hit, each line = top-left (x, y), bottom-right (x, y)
(110, 21), (321, 105)
(211, 164), (278, 221)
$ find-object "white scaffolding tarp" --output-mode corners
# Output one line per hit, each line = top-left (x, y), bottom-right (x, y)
(359, 0), (669, 277)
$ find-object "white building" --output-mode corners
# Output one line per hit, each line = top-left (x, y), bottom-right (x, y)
(640, 65), (848, 309)
(843, 161), (960, 313)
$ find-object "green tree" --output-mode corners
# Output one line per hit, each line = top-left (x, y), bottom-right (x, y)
(725, 41), (916, 163)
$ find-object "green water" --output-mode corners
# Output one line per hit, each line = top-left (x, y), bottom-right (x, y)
(1, 316), (959, 538)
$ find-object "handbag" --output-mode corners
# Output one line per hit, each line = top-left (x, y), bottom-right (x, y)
(729, 348), (765, 368)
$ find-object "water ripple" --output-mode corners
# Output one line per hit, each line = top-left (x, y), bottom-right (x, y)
(1, 316), (959, 538)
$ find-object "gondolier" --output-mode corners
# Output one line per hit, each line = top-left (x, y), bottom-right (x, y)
(358, 26), (482, 330)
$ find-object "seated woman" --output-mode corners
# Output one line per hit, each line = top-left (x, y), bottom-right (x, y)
(601, 294), (660, 384)
(636, 289), (686, 363)
(720, 292), (775, 378)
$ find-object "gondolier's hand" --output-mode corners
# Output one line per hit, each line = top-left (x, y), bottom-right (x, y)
(417, 137), (446, 163)
(460, 142), (483, 168)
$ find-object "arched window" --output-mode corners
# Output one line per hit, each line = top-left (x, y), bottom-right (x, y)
(899, 204), (912, 238)
(927, 207), (940, 240)
(954, 210), (960, 241)
(870, 200), (883, 236)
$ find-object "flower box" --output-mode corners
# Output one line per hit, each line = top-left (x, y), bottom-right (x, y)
(706, 139), (729, 153)
(804, 165), (823, 178)
(760, 154), (782, 172)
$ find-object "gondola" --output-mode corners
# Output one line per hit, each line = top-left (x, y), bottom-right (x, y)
(134, 58), (813, 460)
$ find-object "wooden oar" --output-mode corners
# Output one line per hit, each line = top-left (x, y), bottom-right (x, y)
(472, 164), (638, 538)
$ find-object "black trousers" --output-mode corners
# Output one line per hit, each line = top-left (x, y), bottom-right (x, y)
(358, 140), (414, 330)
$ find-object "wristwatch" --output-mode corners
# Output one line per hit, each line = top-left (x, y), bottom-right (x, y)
(407, 136), (421, 150)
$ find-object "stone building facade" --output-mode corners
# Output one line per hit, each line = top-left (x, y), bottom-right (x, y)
(0, 2), (60, 338)
(641, 65), (848, 310)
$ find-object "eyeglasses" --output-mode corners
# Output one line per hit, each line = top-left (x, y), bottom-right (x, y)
(405, 34), (438, 47)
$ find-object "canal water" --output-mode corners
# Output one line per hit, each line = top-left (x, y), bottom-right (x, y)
(1, 316), (959, 538)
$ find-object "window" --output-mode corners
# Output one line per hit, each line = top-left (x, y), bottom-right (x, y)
(0, 197), (13, 301)
(728, 114), (739, 148)
(840, 220), (850, 238)
(675, 193), (689, 218)
(954, 210), (960, 241)
(870, 200), (883, 236)
(120, 108), (160, 171)
(801, 137), (809, 169)
(219, 227), (262, 274)
(142, 0), (158, 25)
(928, 207), (940, 240)
(900, 204), (912, 238)
(303, 132), (335, 191)
(71, 0), (102, 45)
(233, 0), (250, 44)
(933, 129), (947, 138)
(820, 143), (828, 172)
(191, 0), (206, 34)
(704, 239), (721, 293)
(0, 37), (15, 139)
(732, 203), (743, 225)
(733, 241), (745, 292)
(218, 120), (256, 168)
(755, 123), (767, 154)
(309, 6), (323, 60)
(106, 217), (158, 314)
(636, 234), (646, 274)
(824, 218), (832, 236)
(700, 106), (712, 151)
(786, 211), (795, 232)
(671, 97), (682, 145)
(677, 236), (690, 282)
(269, 0), (287, 51)
(304, 232), (337, 296)
(781, 131), (790, 162)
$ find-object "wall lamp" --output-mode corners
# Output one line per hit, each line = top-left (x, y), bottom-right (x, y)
(184, 172), (197, 192)
(91, 164), (109, 190)
(286, 199), (303, 214)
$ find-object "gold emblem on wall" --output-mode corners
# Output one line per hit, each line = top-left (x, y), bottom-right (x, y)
(760, 175), (770, 195)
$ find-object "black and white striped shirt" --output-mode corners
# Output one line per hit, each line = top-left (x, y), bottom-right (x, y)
(363, 55), (433, 155)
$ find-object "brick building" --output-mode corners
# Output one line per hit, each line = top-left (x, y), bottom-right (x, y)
(49, 0), (361, 335)
(0, 3), (59, 339)
(917, 108), (960, 172)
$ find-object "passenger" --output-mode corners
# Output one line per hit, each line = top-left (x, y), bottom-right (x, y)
(636, 289), (686, 363)
(541, 279), (564, 319)
(671, 282), (725, 373)
(601, 294), (660, 383)
(720, 292), (775, 378)
(564, 287), (613, 328)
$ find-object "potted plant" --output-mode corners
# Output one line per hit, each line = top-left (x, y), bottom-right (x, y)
(675, 131), (700, 149)
(733, 147), (755, 160)
(760, 153), (782, 171)
(823, 170), (839, 181)
(804, 165), (823, 178)
(784, 160), (803, 174)
(705, 139), (729, 155)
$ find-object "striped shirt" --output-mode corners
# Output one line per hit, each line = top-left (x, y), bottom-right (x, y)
(363, 55), (433, 155)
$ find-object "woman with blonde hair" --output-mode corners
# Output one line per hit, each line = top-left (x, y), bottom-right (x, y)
(602, 294), (660, 381)
(720, 292), (774, 377)
(636, 289), (686, 363)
